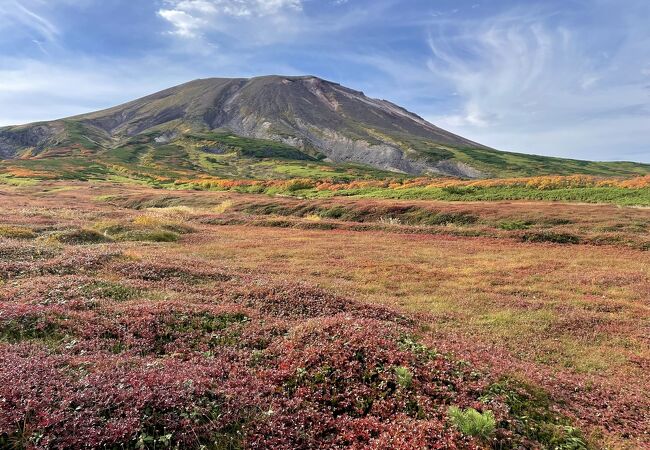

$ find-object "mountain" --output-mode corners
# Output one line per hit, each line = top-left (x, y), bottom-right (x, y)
(1, 75), (649, 181)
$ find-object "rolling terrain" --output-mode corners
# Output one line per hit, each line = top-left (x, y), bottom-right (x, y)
(0, 181), (648, 448)
(1, 76), (649, 184)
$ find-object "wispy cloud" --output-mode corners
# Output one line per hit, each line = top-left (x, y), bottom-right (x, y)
(423, 2), (650, 160)
(0, 0), (60, 42)
(158, 0), (303, 41)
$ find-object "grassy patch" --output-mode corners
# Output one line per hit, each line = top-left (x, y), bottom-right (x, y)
(94, 215), (192, 243)
(448, 406), (496, 440)
(519, 231), (581, 245)
(0, 174), (40, 186)
(0, 225), (37, 239)
(50, 229), (111, 245)
(239, 201), (479, 227)
(394, 366), (413, 389)
(0, 316), (64, 344)
(80, 281), (140, 302)
(329, 186), (650, 207)
(498, 220), (533, 230)
(187, 131), (318, 161)
(483, 378), (589, 449)
(115, 230), (179, 242)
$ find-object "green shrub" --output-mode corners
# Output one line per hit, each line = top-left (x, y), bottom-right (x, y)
(404, 209), (478, 226)
(542, 217), (574, 226)
(51, 229), (110, 244)
(94, 217), (187, 243)
(498, 220), (532, 230)
(424, 212), (478, 226)
(318, 205), (351, 220)
(0, 225), (36, 239)
(520, 231), (581, 244)
(296, 222), (338, 230)
(483, 378), (589, 449)
(0, 316), (64, 343)
(441, 185), (479, 195)
(448, 406), (496, 440)
(80, 281), (140, 302)
(116, 230), (179, 242)
(284, 179), (315, 192)
(394, 366), (413, 389)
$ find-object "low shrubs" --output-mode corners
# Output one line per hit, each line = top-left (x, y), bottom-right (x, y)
(246, 316), (483, 448)
(0, 313), (64, 344)
(0, 225), (36, 239)
(49, 228), (110, 245)
(395, 365), (414, 388)
(483, 378), (589, 449)
(519, 231), (581, 245)
(498, 220), (532, 230)
(239, 201), (478, 227)
(405, 210), (478, 226)
(448, 406), (496, 440)
(112, 260), (232, 284)
(0, 243), (58, 261)
(114, 229), (179, 242)
(94, 215), (192, 243)
(1, 276), (140, 310)
(0, 246), (591, 449)
(0, 352), (264, 450)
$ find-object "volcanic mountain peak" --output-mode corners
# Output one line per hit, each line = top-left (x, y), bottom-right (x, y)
(1, 75), (649, 179)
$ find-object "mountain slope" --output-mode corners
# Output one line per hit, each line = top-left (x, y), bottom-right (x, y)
(1, 75), (649, 180)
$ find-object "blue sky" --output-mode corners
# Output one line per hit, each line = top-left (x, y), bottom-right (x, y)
(0, 0), (649, 162)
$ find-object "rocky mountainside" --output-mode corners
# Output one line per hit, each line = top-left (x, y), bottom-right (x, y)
(1, 75), (649, 179)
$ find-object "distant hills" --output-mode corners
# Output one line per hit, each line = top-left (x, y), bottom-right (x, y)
(1, 75), (649, 181)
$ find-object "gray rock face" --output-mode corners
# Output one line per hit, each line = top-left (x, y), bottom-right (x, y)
(0, 75), (491, 177)
(0, 123), (62, 158)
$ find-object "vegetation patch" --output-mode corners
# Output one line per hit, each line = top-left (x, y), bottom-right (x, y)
(94, 215), (193, 243)
(519, 231), (581, 245)
(0, 243), (58, 261)
(79, 280), (140, 303)
(49, 228), (111, 245)
(188, 131), (318, 161)
(482, 378), (590, 449)
(498, 219), (533, 230)
(0, 314), (65, 344)
(238, 201), (479, 227)
(448, 406), (496, 441)
(0, 182), (644, 448)
(0, 225), (37, 239)
(113, 229), (179, 242)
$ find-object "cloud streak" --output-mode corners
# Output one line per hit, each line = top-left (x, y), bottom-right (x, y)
(0, 0), (59, 42)
(423, 3), (650, 160)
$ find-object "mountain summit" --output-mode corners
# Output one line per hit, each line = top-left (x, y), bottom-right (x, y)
(1, 75), (648, 179)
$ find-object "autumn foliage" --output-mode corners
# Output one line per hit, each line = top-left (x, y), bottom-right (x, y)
(0, 242), (515, 449)
(0, 241), (560, 449)
(173, 174), (650, 194)
(2, 182), (647, 448)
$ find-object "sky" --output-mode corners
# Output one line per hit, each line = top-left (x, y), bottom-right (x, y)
(0, 0), (649, 162)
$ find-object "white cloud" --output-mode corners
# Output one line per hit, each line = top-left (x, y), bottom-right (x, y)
(0, 59), (197, 126)
(158, 9), (208, 38)
(0, 0), (59, 42)
(424, 5), (650, 161)
(158, 0), (303, 40)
